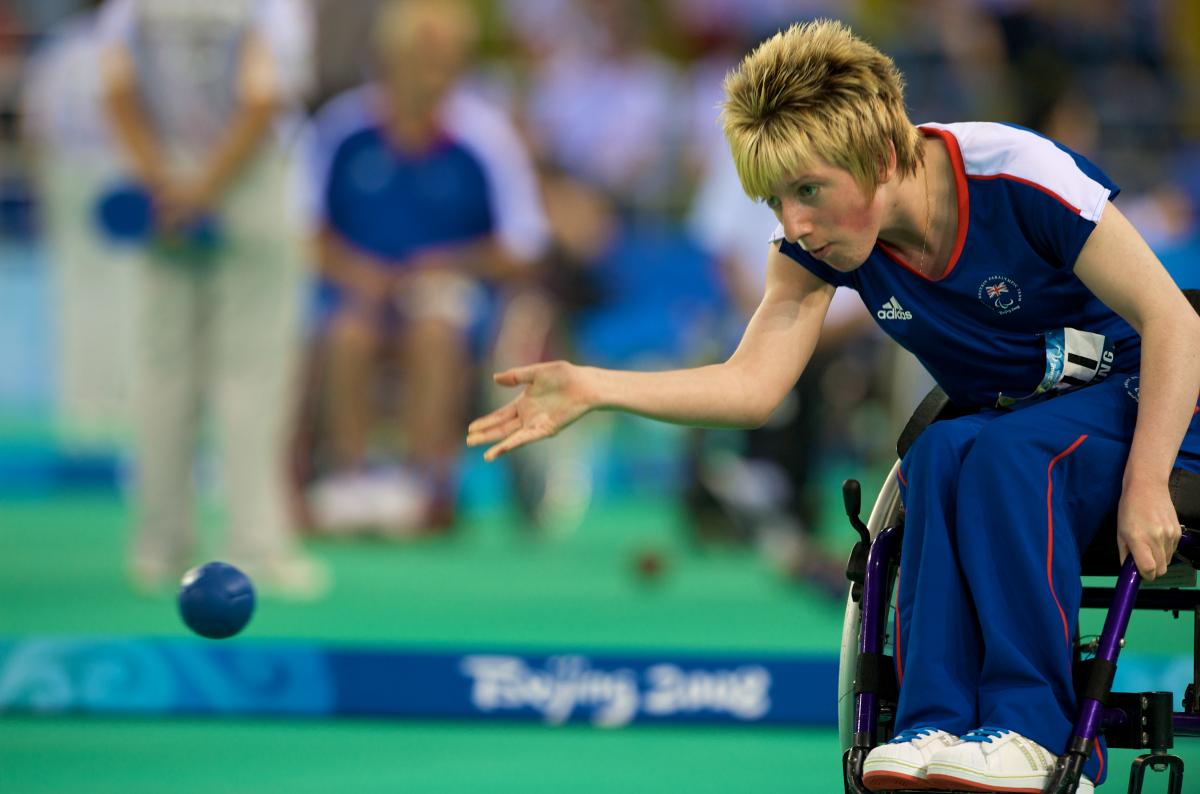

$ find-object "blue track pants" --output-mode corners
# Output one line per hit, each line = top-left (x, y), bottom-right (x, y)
(894, 375), (1200, 784)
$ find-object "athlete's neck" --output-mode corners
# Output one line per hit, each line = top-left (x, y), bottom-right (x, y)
(878, 136), (957, 279)
(382, 91), (443, 153)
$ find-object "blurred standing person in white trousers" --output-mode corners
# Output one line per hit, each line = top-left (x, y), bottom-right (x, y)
(99, 0), (326, 597)
(21, 2), (138, 448)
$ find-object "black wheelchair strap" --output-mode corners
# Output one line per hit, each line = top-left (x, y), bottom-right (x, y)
(1077, 658), (1117, 705)
(855, 651), (899, 700)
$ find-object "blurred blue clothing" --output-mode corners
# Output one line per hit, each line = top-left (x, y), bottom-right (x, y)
(1160, 235), (1200, 290)
(306, 84), (548, 337)
(321, 126), (494, 263)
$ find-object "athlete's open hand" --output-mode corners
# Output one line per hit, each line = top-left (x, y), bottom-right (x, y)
(467, 361), (593, 462)
(1117, 478), (1182, 581)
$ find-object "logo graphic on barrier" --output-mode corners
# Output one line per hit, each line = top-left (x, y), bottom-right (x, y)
(0, 638), (834, 725)
(3, 637), (1189, 734)
(460, 654), (771, 727)
(0, 638), (333, 715)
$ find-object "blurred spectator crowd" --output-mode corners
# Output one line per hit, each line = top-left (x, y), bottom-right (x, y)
(0, 0), (1198, 596)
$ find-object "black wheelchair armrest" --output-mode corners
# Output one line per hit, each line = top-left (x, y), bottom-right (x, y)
(1171, 468), (1200, 536)
(1184, 288), (1200, 317)
(895, 386), (976, 459)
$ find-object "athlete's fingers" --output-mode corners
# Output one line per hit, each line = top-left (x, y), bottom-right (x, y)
(483, 426), (546, 462)
(1147, 527), (1170, 577)
(1129, 539), (1159, 581)
(1164, 530), (1182, 576)
(467, 403), (517, 437)
(1155, 531), (1171, 577)
(493, 365), (541, 388)
(466, 416), (524, 447)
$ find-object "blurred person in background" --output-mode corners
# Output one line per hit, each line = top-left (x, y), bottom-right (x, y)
(99, 0), (325, 597)
(1010, 7), (1200, 291)
(685, 132), (878, 595)
(510, 0), (683, 213)
(21, 1), (139, 448)
(860, 0), (1014, 125)
(676, 2), (886, 593)
(301, 0), (548, 538)
(1124, 148), (1200, 291)
(671, 0), (844, 173)
(304, 0), (381, 113)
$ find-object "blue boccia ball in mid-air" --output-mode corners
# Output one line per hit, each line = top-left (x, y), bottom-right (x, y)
(178, 562), (256, 639)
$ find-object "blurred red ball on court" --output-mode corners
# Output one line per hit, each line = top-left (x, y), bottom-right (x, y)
(632, 547), (668, 583)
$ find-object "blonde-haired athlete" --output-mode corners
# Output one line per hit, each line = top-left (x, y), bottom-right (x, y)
(469, 20), (1200, 792)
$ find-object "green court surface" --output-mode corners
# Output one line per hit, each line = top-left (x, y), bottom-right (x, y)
(1, 489), (849, 793)
(0, 718), (843, 794)
(0, 491), (849, 647)
(3, 489), (1199, 792)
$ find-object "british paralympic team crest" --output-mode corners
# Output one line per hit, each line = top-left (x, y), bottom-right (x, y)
(1124, 376), (1140, 403)
(978, 275), (1023, 315)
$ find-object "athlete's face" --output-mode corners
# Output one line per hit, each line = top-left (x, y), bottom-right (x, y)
(380, 17), (470, 111)
(766, 158), (887, 272)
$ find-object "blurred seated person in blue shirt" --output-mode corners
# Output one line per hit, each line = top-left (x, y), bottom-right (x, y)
(304, 0), (548, 537)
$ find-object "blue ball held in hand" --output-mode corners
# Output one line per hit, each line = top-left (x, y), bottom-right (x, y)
(178, 562), (255, 639)
(95, 183), (222, 249)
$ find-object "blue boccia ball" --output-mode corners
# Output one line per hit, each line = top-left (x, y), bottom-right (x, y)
(178, 562), (256, 639)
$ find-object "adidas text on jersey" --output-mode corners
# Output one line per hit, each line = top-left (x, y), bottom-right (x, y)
(878, 296), (913, 321)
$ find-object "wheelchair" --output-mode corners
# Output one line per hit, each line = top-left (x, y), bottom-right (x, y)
(839, 293), (1200, 794)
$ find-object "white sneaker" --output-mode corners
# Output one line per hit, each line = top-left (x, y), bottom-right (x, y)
(366, 468), (431, 539)
(308, 471), (376, 536)
(924, 727), (1094, 793)
(863, 727), (961, 791)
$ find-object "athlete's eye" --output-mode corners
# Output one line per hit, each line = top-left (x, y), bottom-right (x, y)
(796, 184), (819, 200)
(764, 195), (782, 211)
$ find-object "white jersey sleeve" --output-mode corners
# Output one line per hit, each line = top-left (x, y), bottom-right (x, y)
(442, 89), (550, 264)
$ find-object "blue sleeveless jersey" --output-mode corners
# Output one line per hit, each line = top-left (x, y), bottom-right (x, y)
(775, 122), (1140, 409)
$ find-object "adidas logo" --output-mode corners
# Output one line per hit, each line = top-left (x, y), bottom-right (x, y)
(877, 296), (913, 321)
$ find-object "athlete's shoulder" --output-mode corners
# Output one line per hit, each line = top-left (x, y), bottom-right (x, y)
(440, 85), (550, 261)
(311, 85), (381, 150)
(440, 86), (529, 166)
(922, 121), (1116, 222)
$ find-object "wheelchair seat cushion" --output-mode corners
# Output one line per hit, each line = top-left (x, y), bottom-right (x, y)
(1171, 467), (1200, 529)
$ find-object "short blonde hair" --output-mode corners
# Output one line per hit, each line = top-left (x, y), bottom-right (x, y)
(373, 0), (479, 59)
(721, 19), (922, 201)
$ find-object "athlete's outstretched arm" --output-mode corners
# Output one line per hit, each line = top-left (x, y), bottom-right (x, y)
(1075, 201), (1200, 580)
(467, 247), (834, 461)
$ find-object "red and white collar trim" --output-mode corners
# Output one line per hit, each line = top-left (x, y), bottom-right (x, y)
(877, 126), (970, 282)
